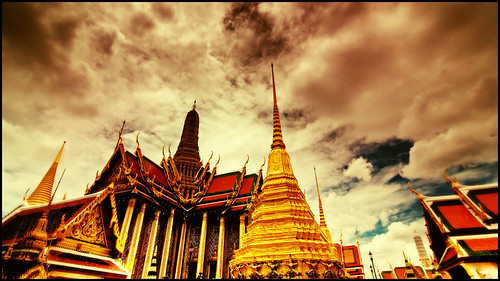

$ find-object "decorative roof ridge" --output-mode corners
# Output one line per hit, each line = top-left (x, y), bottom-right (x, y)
(443, 170), (493, 222)
(223, 155), (249, 213)
(185, 154), (220, 206)
(409, 181), (449, 234)
(57, 183), (119, 242)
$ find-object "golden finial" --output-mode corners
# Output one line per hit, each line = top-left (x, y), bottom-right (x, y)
(23, 188), (30, 201)
(168, 144), (172, 157)
(162, 145), (166, 159)
(207, 151), (214, 163)
(62, 193), (66, 200)
(215, 155), (221, 167)
(244, 154), (249, 167)
(136, 132), (140, 147)
(408, 181), (423, 200)
(260, 157), (266, 170)
(118, 120), (125, 138)
(270, 62), (286, 150)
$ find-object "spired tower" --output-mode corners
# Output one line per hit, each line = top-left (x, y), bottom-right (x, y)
(413, 230), (433, 269)
(173, 102), (203, 199)
(229, 64), (345, 279)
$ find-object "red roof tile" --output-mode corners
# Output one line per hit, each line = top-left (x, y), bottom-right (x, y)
(394, 267), (406, 279)
(206, 173), (238, 194)
(435, 203), (484, 230)
(240, 176), (255, 195)
(461, 237), (498, 252)
(475, 192), (498, 216)
(381, 271), (395, 279)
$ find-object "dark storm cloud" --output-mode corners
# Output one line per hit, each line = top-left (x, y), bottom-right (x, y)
(2, 2), (89, 86)
(151, 3), (175, 21)
(323, 125), (352, 142)
(129, 12), (156, 37)
(350, 138), (414, 173)
(222, 2), (288, 66)
(410, 2), (498, 60)
(290, 2), (369, 37)
(92, 29), (117, 56)
(2, 2), (75, 69)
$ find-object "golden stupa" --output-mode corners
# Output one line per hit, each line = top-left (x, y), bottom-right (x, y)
(229, 64), (346, 279)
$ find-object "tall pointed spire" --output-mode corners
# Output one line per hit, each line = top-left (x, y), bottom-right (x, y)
(26, 141), (66, 206)
(314, 166), (333, 243)
(314, 166), (327, 228)
(174, 105), (202, 199)
(271, 62), (286, 150)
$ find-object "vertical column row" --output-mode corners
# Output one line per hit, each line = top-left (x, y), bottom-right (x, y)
(141, 210), (161, 278)
(126, 202), (146, 272)
(174, 217), (187, 279)
(216, 216), (225, 279)
(158, 209), (175, 279)
(196, 212), (208, 277)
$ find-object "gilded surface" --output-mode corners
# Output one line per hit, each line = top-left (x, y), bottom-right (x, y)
(69, 203), (105, 245)
(229, 65), (344, 278)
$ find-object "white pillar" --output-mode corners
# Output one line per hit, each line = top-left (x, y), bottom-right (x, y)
(174, 217), (187, 279)
(239, 214), (246, 249)
(196, 212), (208, 277)
(117, 198), (136, 251)
(159, 208), (175, 279)
(126, 202), (146, 272)
(142, 210), (161, 278)
(216, 216), (225, 279)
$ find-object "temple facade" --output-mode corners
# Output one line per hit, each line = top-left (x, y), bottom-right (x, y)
(2, 65), (360, 279)
(409, 172), (498, 279)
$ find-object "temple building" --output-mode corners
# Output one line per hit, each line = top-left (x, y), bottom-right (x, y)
(408, 172), (498, 279)
(2, 64), (360, 279)
(380, 253), (434, 279)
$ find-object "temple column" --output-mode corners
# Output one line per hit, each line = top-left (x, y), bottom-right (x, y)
(239, 214), (246, 248)
(216, 216), (225, 279)
(174, 217), (187, 279)
(118, 198), (136, 249)
(142, 209), (161, 278)
(196, 212), (208, 277)
(126, 202), (146, 272)
(159, 208), (175, 279)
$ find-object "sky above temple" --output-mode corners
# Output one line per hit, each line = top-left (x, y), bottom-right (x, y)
(2, 2), (498, 274)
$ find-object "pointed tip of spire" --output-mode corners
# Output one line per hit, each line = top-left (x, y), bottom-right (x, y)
(193, 99), (197, 110)
(54, 141), (66, 164)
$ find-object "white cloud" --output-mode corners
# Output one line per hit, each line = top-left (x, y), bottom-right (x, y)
(343, 157), (374, 182)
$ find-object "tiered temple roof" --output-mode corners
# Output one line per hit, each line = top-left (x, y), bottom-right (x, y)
(409, 171), (498, 279)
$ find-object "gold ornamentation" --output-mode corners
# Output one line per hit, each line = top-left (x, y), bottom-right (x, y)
(70, 203), (105, 245)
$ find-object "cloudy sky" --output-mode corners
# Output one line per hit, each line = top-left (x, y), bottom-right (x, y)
(2, 2), (498, 275)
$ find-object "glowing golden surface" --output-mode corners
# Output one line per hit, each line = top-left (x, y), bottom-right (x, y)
(228, 64), (343, 278)
(26, 141), (65, 205)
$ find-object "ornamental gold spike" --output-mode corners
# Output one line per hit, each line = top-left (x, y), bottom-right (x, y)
(271, 63), (286, 150)
(26, 141), (66, 206)
(314, 166), (328, 228)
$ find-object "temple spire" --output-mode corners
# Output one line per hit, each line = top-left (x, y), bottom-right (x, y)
(271, 63), (286, 150)
(174, 105), (202, 199)
(26, 141), (66, 206)
(314, 166), (328, 228)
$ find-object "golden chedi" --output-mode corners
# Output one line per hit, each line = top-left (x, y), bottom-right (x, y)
(229, 64), (346, 279)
